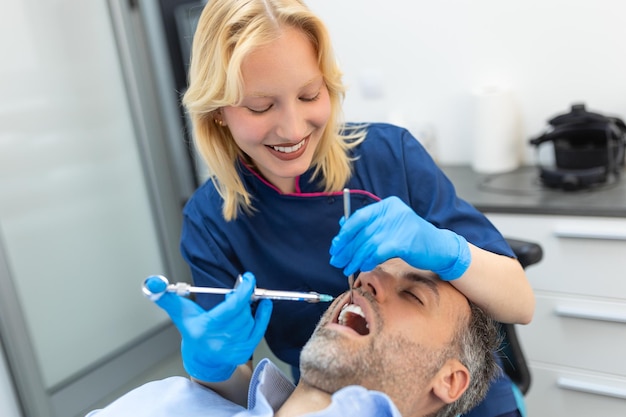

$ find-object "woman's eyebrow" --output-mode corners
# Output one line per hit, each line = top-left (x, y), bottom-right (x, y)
(247, 76), (323, 98)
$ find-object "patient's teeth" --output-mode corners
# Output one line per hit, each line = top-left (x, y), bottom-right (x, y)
(339, 304), (365, 325)
(338, 303), (370, 335)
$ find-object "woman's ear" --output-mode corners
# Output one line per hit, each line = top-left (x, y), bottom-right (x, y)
(432, 359), (470, 403)
(213, 109), (227, 127)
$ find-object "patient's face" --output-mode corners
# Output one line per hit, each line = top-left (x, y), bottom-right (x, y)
(300, 258), (470, 414)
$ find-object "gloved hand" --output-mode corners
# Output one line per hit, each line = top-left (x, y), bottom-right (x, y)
(144, 272), (272, 382)
(329, 196), (471, 280)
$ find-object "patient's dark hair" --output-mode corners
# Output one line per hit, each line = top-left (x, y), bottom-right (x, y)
(435, 301), (502, 417)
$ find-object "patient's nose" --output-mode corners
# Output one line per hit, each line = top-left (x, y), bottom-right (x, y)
(355, 270), (390, 302)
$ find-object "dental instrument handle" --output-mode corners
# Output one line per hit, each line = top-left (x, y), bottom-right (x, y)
(252, 288), (333, 303)
(343, 188), (355, 302)
(167, 282), (231, 297)
(167, 283), (333, 303)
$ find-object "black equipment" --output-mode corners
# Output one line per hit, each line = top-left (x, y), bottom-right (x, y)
(529, 104), (626, 191)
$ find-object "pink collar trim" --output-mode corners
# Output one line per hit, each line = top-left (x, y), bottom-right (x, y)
(239, 160), (381, 200)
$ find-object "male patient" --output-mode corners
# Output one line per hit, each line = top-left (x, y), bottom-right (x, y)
(86, 258), (500, 417)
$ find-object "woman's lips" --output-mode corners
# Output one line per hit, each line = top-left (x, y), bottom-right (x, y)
(266, 136), (308, 161)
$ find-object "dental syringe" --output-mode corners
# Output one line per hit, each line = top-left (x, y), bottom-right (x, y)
(143, 274), (334, 303)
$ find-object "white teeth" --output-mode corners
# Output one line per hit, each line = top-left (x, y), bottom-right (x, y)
(271, 139), (304, 153)
(338, 303), (366, 326)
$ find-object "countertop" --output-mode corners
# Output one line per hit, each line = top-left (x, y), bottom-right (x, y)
(440, 165), (626, 217)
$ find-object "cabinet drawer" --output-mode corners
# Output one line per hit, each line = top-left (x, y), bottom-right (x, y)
(517, 294), (626, 375)
(487, 214), (626, 299)
(525, 363), (626, 417)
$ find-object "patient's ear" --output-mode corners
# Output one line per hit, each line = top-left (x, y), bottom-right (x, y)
(432, 359), (470, 403)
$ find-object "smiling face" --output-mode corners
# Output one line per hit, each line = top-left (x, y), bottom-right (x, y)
(299, 258), (472, 417)
(220, 25), (332, 193)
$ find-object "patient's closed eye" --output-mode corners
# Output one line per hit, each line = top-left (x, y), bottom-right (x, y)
(403, 290), (424, 305)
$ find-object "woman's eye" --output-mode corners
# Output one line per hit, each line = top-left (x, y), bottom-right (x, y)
(300, 92), (320, 102)
(246, 105), (272, 114)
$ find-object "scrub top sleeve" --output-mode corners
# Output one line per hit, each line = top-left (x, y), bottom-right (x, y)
(180, 204), (242, 310)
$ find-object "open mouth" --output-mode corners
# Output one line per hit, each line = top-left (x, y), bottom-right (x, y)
(337, 303), (370, 336)
(265, 136), (310, 161)
(269, 138), (306, 153)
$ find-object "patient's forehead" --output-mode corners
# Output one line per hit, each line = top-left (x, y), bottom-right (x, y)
(378, 258), (438, 279)
(377, 258), (439, 282)
(377, 258), (470, 308)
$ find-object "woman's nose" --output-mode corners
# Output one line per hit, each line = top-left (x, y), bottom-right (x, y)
(275, 103), (306, 140)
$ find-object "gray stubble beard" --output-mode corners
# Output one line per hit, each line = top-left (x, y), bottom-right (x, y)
(299, 325), (450, 416)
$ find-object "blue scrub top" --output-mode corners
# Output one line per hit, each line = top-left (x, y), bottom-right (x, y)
(180, 122), (518, 416)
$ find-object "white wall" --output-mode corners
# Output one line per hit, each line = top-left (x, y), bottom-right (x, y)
(309, 0), (626, 164)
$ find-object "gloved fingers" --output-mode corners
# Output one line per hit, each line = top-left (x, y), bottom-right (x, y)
(331, 214), (387, 274)
(357, 243), (390, 273)
(208, 271), (256, 321)
(211, 298), (272, 355)
(329, 206), (375, 257)
(331, 234), (366, 274)
(330, 214), (373, 267)
(249, 298), (272, 343)
(144, 275), (168, 296)
(186, 301), (271, 369)
(210, 301), (273, 367)
(344, 235), (390, 275)
(230, 297), (272, 339)
(151, 289), (207, 327)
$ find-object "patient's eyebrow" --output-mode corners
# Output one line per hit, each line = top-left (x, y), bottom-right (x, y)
(403, 271), (440, 304)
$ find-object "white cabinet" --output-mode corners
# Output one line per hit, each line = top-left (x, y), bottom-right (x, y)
(487, 213), (626, 417)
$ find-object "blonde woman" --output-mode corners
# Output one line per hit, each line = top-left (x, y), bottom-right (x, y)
(179, 1), (534, 416)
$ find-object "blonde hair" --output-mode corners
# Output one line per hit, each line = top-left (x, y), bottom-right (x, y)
(182, 0), (365, 220)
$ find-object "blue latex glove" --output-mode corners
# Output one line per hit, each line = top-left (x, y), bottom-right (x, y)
(144, 272), (273, 382)
(329, 196), (471, 280)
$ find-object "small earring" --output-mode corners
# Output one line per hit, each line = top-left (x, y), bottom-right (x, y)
(214, 118), (224, 126)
